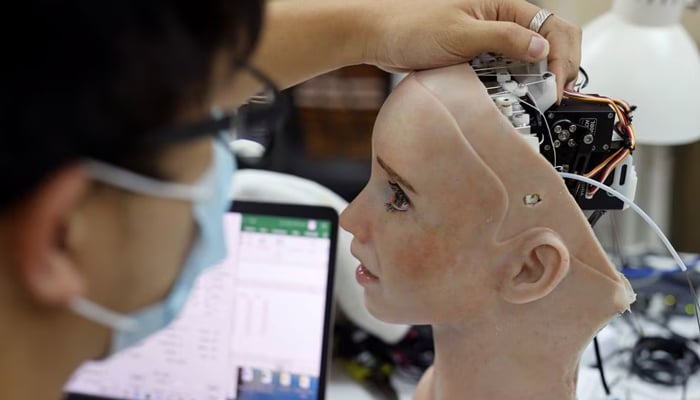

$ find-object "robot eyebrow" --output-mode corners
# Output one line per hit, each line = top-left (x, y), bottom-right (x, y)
(376, 156), (417, 195)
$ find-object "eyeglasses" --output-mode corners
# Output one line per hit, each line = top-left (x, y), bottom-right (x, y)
(139, 64), (284, 158)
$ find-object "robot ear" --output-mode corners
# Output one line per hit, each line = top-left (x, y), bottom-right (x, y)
(498, 228), (570, 305)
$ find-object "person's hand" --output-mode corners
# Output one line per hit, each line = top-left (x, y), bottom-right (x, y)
(359, 0), (581, 97)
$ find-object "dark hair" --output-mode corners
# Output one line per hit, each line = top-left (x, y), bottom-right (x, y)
(0, 0), (263, 210)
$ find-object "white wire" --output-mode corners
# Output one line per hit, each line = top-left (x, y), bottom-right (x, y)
(524, 78), (547, 87)
(489, 90), (510, 97)
(473, 62), (529, 73)
(520, 95), (557, 168)
(558, 172), (688, 272)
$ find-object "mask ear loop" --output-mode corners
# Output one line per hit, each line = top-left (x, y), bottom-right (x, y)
(83, 158), (215, 202)
(559, 172), (700, 334)
(69, 297), (138, 332)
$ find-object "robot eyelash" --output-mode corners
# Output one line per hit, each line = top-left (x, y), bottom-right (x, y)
(385, 181), (410, 212)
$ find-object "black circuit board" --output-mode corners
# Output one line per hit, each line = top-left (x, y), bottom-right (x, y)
(521, 98), (626, 210)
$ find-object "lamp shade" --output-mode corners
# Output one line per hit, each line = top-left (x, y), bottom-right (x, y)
(582, 0), (700, 145)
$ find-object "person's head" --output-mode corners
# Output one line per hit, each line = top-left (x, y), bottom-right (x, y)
(340, 64), (634, 334)
(0, 0), (264, 357)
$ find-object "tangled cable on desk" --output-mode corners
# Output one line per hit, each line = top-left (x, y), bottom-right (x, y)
(631, 336), (700, 389)
(592, 315), (700, 400)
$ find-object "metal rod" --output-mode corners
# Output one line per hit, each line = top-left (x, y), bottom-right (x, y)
(478, 73), (544, 77)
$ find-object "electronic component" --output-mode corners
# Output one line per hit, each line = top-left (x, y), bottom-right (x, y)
(473, 54), (638, 211)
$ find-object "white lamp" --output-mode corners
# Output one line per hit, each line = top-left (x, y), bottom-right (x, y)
(581, 0), (700, 252)
(583, 0), (700, 145)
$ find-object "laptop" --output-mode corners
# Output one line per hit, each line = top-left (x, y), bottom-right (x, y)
(64, 201), (338, 400)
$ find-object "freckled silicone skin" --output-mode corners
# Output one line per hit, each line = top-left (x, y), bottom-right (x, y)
(392, 63), (634, 312)
(346, 63), (636, 400)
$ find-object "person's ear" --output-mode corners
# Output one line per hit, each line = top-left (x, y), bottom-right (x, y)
(8, 165), (89, 306)
(498, 228), (570, 305)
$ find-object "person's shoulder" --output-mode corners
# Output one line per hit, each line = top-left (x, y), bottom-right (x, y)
(414, 365), (434, 400)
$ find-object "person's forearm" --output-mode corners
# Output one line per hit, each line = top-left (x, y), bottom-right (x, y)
(218, 0), (371, 107)
(216, 0), (583, 108)
(253, 0), (369, 88)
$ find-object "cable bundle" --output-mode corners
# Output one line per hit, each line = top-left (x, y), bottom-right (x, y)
(631, 336), (700, 399)
(562, 88), (637, 198)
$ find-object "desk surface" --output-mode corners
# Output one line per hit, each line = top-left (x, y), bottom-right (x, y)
(327, 361), (414, 400)
(326, 360), (605, 400)
(327, 336), (700, 400)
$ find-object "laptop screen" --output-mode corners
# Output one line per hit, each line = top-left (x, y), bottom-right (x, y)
(64, 201), (337, 400)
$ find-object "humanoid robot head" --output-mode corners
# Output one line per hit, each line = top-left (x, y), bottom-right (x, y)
(340, 63), (635, 328)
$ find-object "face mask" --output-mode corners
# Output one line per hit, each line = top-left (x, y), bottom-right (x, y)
(68, 139), (235, 355)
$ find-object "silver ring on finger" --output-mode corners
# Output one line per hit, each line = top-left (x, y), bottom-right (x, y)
(529, 9), (554, 33)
